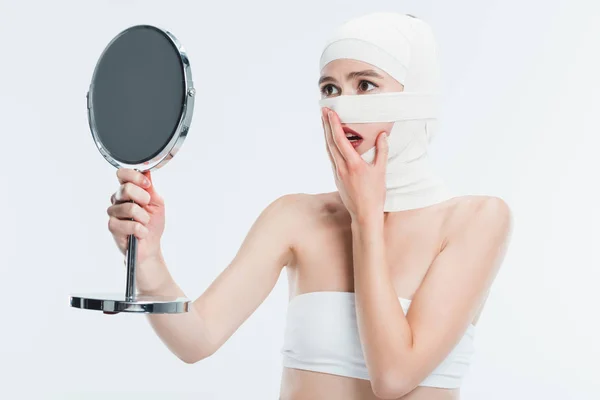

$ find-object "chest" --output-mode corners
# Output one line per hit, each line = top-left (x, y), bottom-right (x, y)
(288, 209), (447, 298)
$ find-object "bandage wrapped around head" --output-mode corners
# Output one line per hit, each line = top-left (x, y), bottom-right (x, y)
(319, 12), (454, 211)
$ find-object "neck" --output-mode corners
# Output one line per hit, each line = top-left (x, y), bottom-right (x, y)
(383, 150), (453, 211)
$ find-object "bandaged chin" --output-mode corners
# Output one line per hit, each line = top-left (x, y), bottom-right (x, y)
(318, 12), (454, 212)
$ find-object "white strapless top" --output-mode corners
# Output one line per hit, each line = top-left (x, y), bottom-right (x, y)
(280, 291), (475, 388)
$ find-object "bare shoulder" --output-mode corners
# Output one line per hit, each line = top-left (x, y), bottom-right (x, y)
(448, 195), (512, 224)
(273, 191), (345, 220)
(447, 195), (513, 247)
(263, 193), (343, 263)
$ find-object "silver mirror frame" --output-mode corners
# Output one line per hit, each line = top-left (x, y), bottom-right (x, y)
(86, 24), (196, 173)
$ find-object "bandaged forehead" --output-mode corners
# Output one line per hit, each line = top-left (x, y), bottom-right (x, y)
(319, 12), (440, 96)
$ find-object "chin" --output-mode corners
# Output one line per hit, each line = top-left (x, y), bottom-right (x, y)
(356, 143), (373, 156)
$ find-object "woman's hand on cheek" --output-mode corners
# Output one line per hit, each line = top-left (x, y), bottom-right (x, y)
(321, 107), (389, 222)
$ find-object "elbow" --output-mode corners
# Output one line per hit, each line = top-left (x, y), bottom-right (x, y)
(180, 352), (202, 364)
(181, 356), (198, 365)
(179, 351), (202, 364)
(371, 371), (415, 399)
(179, 350), (211, 365)
(179, 345), (217, 365)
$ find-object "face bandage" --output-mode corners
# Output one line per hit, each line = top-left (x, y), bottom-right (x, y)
(319, 12), (454, 212)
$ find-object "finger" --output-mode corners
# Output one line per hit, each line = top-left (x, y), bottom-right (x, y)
(322, 115), (344, 179)
(321, 116), (341, 181)
(142, 170), (154, 189)
(107, 216), (150, 239)
(141, 170), (161, 199)
(323, 109), (344, 162)
(117, 168), (151, 188)
(321, 112), (338, 168)
(107, 201), (151, 225)
(327, 110), (362, 167)
(322, 108), (346, 175)
(322, 116), (336, 167)
(374, 132), (390, 168)
(112, 182), (152, 207)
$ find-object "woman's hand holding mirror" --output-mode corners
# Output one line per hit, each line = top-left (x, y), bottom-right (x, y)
(107, 168), (165, 264)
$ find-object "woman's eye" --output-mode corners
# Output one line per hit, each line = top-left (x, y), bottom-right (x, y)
(321, 84), (338, 96)
(359, 80), (378, 92)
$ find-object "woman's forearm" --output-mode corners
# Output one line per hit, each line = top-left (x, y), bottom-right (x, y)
(136, 256), (216, 364)
(351, 217), (414, 390)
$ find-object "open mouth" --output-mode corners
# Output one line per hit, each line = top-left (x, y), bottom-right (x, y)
(342, 126), (363, 147)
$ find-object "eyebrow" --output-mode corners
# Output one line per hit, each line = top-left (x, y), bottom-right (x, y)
(318, 69), (385, 86)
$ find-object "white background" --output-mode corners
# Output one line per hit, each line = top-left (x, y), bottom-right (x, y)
(0, 0), (598, 399)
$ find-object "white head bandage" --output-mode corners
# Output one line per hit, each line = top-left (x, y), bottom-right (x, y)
(319, 12), (454, 212)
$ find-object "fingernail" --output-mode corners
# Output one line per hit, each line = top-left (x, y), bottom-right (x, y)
(143, 178), (150, 187)
(328, 111), (332, 119)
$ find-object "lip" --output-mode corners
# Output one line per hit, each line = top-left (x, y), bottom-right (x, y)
(341, 126), (363, 148)
(342, 126), (363, 139)
(349, 138), (363, 148)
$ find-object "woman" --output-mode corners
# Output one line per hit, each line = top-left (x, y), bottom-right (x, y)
(106, 12), (512, 400)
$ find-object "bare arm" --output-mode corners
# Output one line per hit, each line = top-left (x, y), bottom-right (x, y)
(352, 197), (513, 399)
(137, 194), (299, 364)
